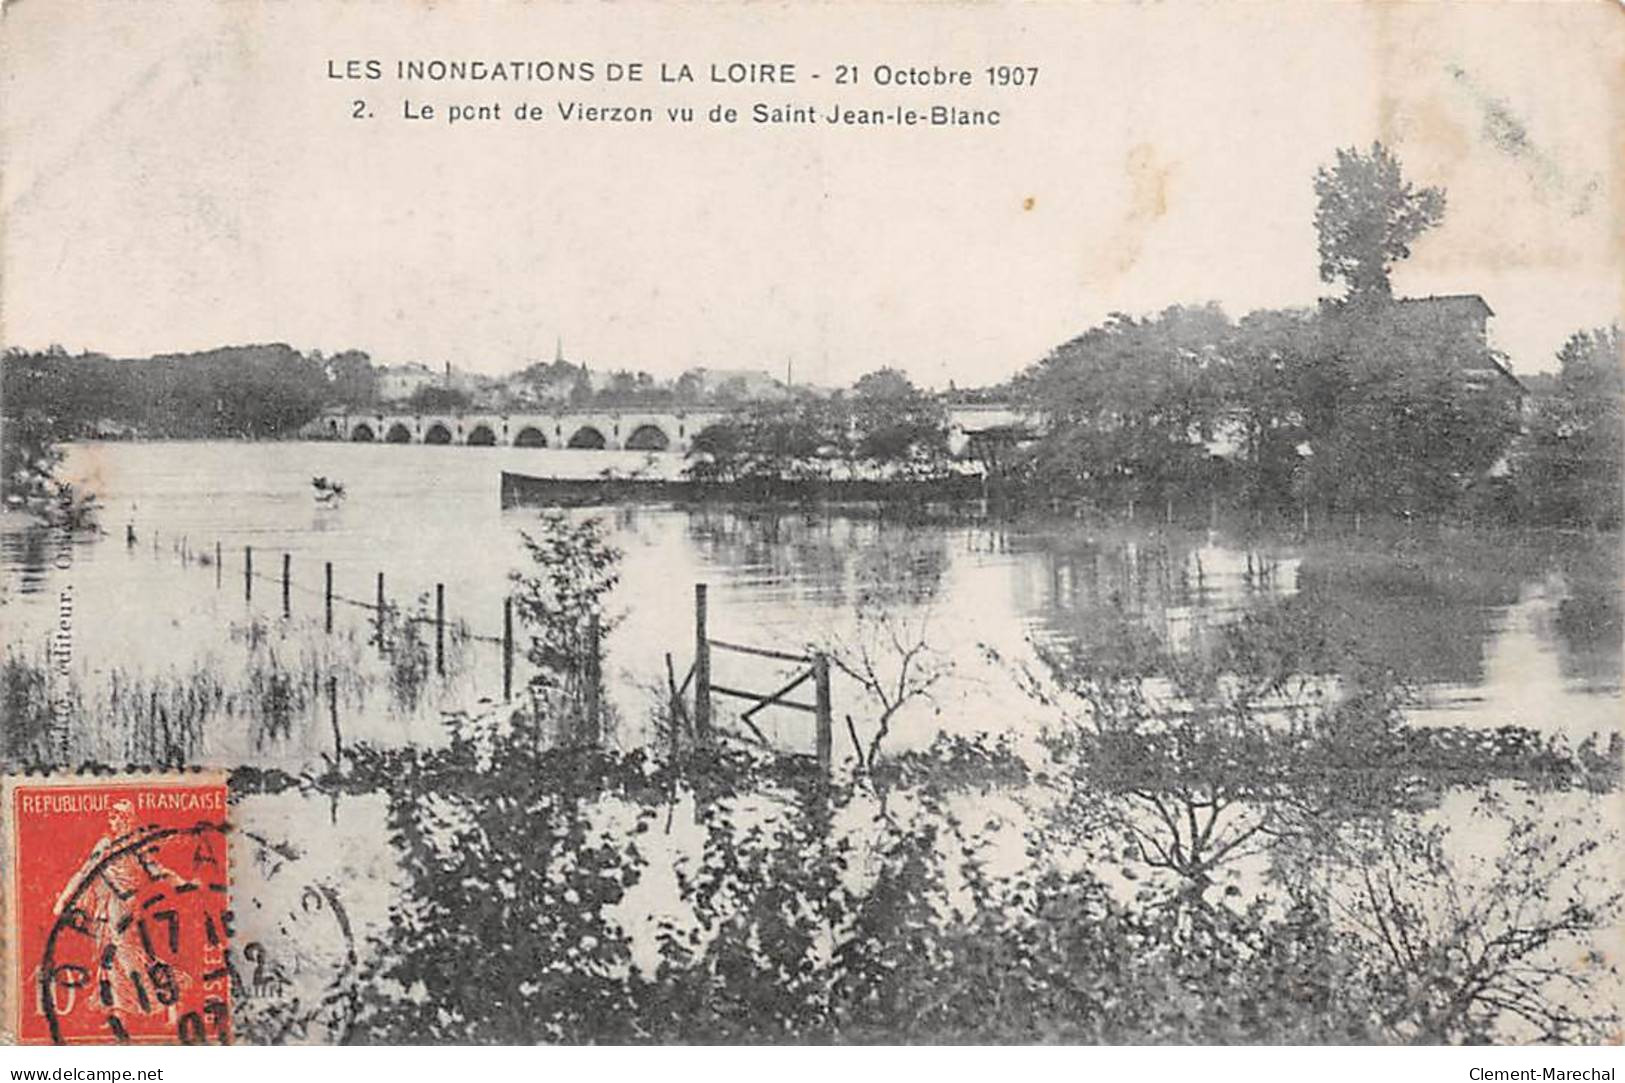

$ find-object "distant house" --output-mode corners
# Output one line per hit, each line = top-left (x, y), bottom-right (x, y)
(449, 366), (507, 408)
(1392, 294), (1527, 483)
(684, 367), (790, 402)
(376, 362), (439, 403)
(500, 372), (542, 407)
(1392, 294), (1524, 394)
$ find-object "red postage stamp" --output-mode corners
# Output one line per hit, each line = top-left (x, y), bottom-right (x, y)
(3, 775), (231, 1045)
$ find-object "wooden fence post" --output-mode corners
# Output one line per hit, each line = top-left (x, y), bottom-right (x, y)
(503, 597), (514, 702)
(694, 583), (711, 741)
(664, 651), (684, 756)
(324, 561), (334, 633)
(434, 583), (445, 675)
(244, 546), (253, 601)
(282, 553), (291, 617)
(813, 653), (832, 773)
(327, 675), (341, 768)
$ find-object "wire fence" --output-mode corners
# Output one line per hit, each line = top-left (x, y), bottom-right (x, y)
(136, 523), (519, 699)
(137, 526), (828, 764)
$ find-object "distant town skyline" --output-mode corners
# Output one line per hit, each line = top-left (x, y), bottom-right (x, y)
(3, 2), (1618, 384)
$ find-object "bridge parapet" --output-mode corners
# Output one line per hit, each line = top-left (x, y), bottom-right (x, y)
(308, 402), (1034, 454)
(312, 408), (731, 453)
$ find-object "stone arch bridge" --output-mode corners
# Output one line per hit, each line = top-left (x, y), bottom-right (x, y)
(304, 403), (1031, 456)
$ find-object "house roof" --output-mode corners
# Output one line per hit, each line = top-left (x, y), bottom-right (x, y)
(1395, 294), (1521, 392)
(1396, 294), (1495, 319)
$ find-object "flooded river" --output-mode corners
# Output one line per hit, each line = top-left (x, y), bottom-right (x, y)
(1, 440), (1619, 766)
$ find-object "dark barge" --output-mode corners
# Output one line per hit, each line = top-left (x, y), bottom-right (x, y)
(499, 470), (988, 509)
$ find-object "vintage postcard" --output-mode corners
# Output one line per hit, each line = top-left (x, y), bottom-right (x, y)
(1, 0), (1621, 1050)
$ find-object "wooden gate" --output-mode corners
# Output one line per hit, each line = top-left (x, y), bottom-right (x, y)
(667, 583), (832, 769)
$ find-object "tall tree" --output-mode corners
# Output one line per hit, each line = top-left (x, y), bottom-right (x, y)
(851, 367), (915, 401)
(324, 349), (378, 406)
(1314, 143), (1445, 306)
(1221, 308), (1320, 512)
(847, 368), (950, 473)
(1015, 304), (1231, 509)
(686, 400), (847, 486)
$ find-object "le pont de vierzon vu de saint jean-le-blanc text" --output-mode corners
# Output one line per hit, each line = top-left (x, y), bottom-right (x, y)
(326, 57), (1040, 127)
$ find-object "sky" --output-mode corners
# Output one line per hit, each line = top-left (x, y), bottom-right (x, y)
(2, 1), (1620, 387)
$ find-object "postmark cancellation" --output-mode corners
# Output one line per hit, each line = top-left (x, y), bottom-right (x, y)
(1, 774), (231, 1046)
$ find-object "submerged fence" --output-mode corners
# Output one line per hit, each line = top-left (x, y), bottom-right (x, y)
(140, 528), (830, 769)
(137, 524), (533, 706)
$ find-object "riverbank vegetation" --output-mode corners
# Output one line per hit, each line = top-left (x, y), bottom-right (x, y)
(685, 368), (953, 490)
(0, 599), (474, 769)
(3, 510), (1618, 1043)
(1, 344), (344, 441)
(330, 732), (1616, 1044)
(324, 542), (1621, 1044)
(1, 403), (99, 527)
(997, 297), (1617, 531)
(338, 516), (1622, 1043)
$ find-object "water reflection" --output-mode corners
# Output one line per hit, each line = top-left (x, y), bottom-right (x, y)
(1, 524), (59, 598)
(683, 509), (952, 608)
(999, 523), (1621, 701)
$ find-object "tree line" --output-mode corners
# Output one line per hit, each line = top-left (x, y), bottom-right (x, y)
(1002, 299), (1619, 530)
(0, 345), (801, 445)
(996, 143), (1621, 530)
(1, 343), (365, 440)
(684, 367), (955, 488)
(1005, 300), (1530, 522)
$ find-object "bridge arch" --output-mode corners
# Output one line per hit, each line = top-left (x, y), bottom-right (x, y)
(424, 422), (453, 445)
(351, 422), (376, 442)
(624, 423), (672, 452)
(514, 426), (548, 448)
(567, 425), (608, 450)
(385, 422), (412, 444)
(467, 424), (498, 446)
